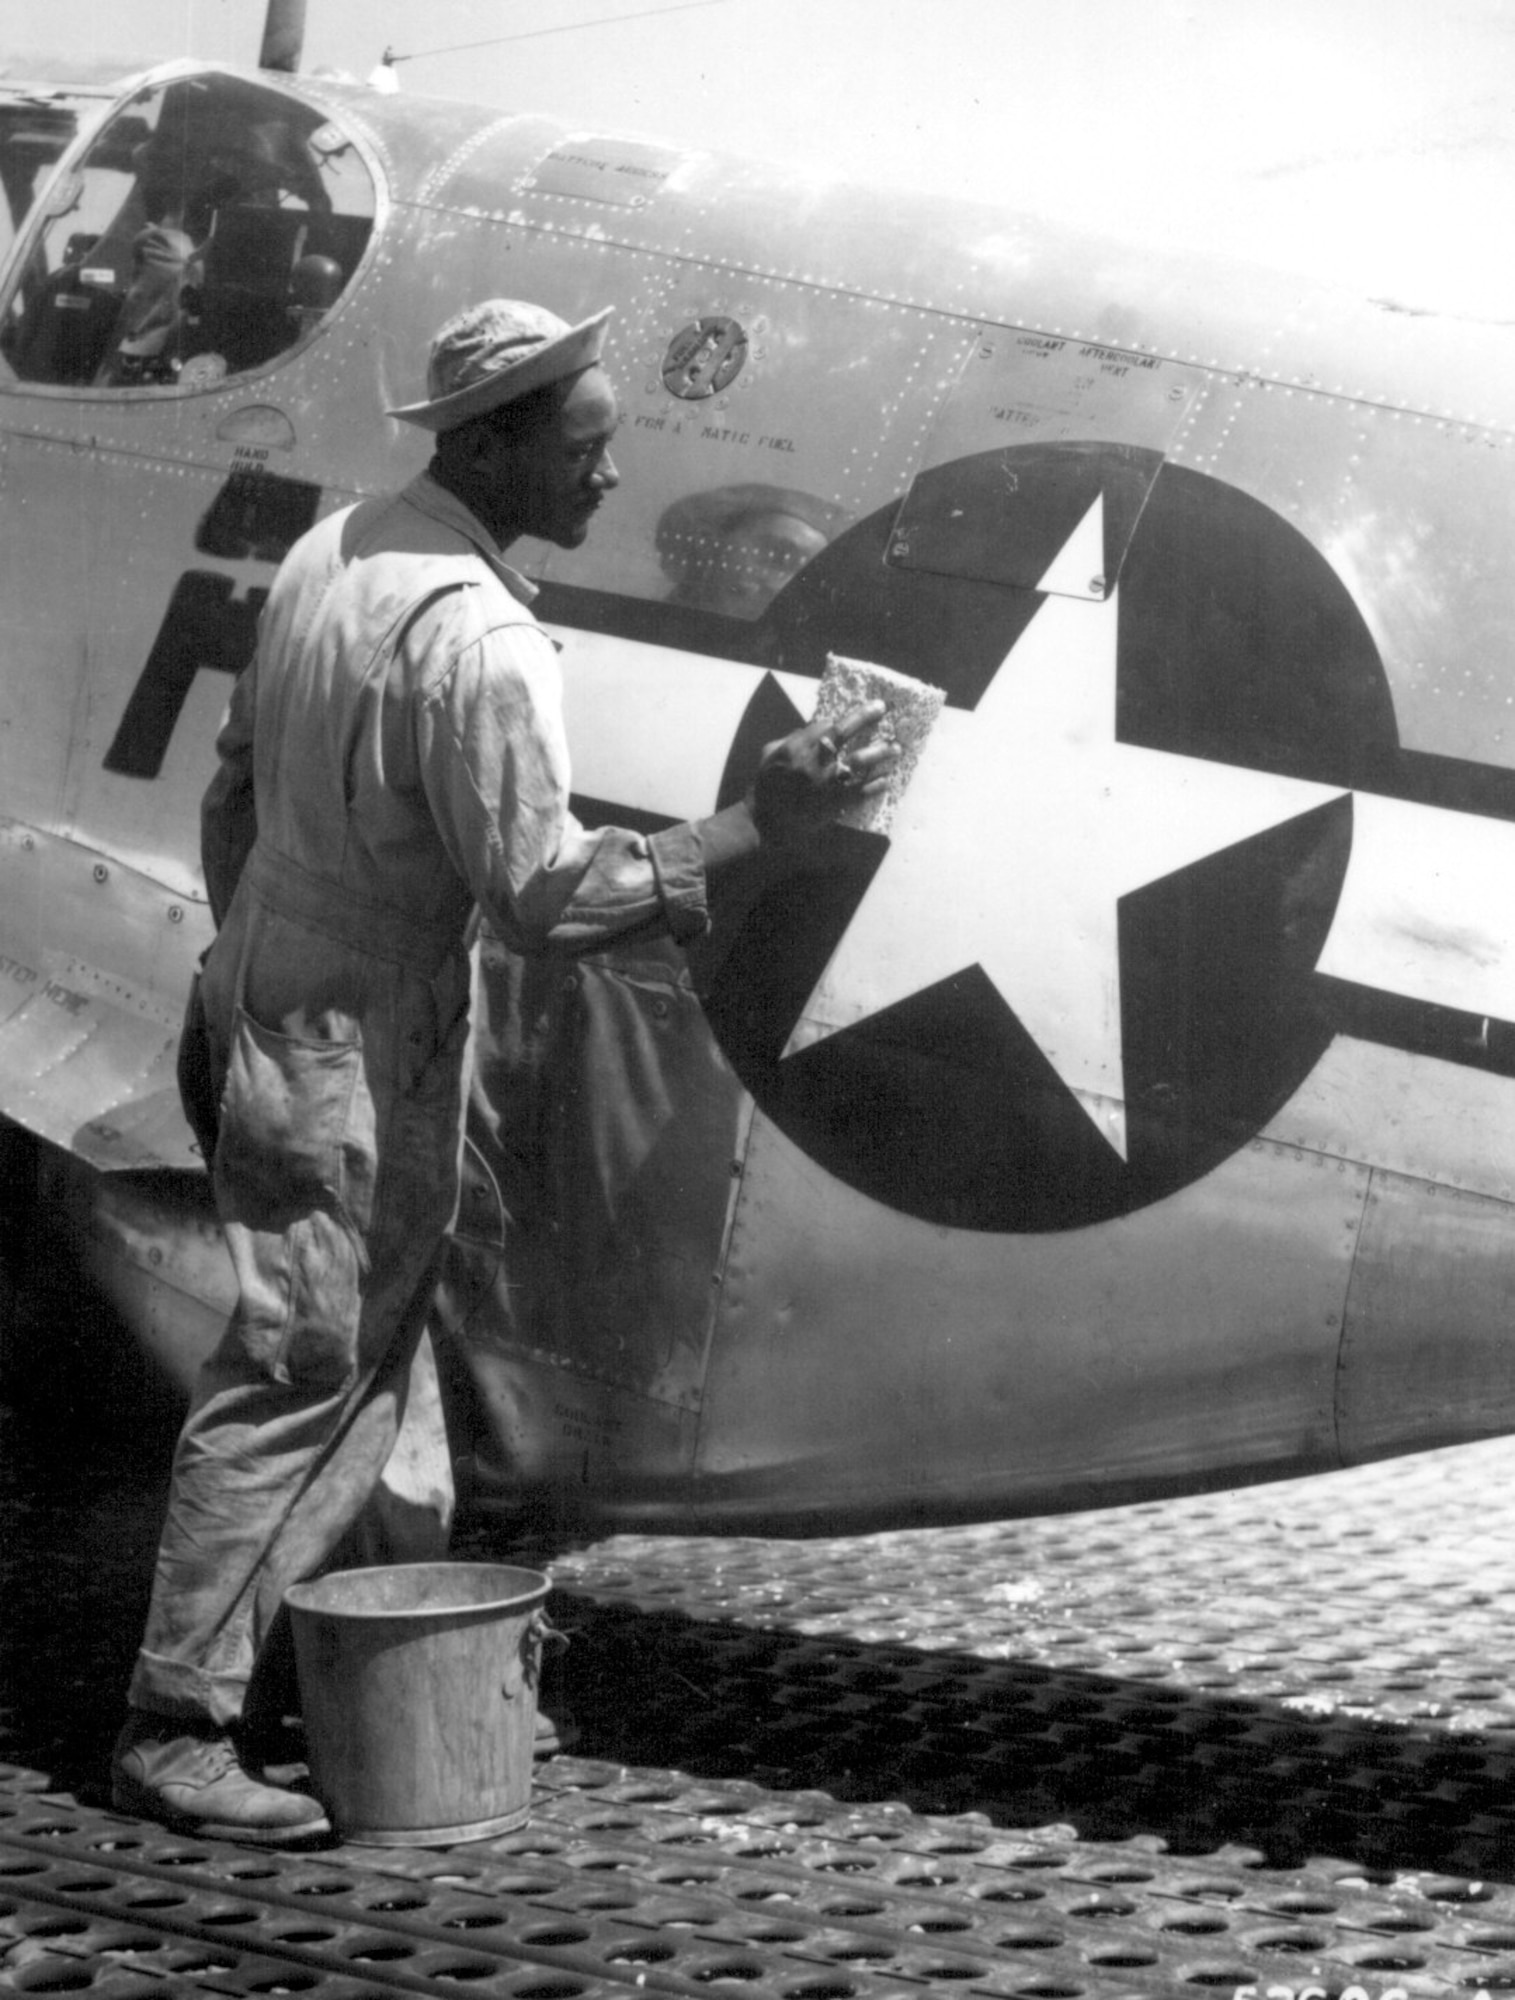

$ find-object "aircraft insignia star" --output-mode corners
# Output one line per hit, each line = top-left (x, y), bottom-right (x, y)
(781, 497), (1348, 1158)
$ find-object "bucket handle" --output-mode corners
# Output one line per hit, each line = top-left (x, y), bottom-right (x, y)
(503, 1607), (568, 1703)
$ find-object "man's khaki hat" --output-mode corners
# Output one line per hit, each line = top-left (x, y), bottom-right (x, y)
(388, 299), (613, 432)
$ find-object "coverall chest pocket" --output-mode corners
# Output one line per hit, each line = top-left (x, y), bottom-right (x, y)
(217, 1006), (377, 1239)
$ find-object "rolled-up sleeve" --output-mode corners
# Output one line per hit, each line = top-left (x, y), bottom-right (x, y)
(417, 613), (710, 953)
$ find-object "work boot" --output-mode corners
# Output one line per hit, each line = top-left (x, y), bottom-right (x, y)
(111, 1711), (330, 1845)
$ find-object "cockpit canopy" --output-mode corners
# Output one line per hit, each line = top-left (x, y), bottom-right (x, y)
(0, 70), (375, 391)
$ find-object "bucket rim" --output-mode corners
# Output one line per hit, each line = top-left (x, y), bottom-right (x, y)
(283, 1559), (552, 1621)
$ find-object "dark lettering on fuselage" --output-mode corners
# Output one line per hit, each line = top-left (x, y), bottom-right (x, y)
(1077, 344), (1160, 371)
(103, 573), (266, 779)
(42, 978), (88, 1016)
(104, 469), (321, 779)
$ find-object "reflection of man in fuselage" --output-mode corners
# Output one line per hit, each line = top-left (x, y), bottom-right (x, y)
(657, 483), (841, 621)
(678, 507), (828, 618)
(450, 482), (842, 1509)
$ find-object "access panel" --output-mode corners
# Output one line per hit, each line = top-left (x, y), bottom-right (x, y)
(888, 328), (1205, 599)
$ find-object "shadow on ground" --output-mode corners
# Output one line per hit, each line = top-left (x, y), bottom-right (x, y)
(520, 1589), (1515, 1879)
(4, 1303), (1510, 1889)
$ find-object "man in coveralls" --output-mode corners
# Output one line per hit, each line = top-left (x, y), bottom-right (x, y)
(111, 298), (889, 1842)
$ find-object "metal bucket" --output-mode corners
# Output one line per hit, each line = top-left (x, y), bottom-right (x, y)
(283, 1561), (550, 1845)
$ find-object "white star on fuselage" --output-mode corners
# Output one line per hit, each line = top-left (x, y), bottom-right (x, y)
(782, 498), (1348, 1159)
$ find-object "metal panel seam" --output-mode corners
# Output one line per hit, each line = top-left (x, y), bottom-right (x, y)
(1333, 1160), (1380, 1468)
(690, 1091), (758, 1482)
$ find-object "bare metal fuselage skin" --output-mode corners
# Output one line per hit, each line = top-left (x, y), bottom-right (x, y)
(2, 59), (1514, 1531)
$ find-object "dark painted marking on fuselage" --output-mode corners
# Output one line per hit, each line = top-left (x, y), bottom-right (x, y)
(556, 445), (1515, 1230)
(1318, 974), (1515, 1075)
(103, 470), (320, 779)
(195, 467), (320, 564)
(103, 571), (266, 779)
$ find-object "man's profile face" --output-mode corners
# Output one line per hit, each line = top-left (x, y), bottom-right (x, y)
(499, 365), (621, 550)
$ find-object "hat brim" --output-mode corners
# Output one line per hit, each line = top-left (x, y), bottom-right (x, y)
(387, 307), (613, 431)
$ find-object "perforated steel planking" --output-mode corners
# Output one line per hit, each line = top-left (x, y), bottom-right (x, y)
(10, 1434), (1515, 1996)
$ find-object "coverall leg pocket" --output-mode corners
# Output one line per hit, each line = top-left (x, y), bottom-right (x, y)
(215, 1006), (377, 1389)
(217, 1007), (372, 1230)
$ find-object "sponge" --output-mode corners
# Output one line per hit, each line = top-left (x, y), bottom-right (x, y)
(811, 652), (946, 835)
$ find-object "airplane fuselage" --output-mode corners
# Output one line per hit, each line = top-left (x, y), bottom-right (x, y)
(3, 58), (1514, 1529)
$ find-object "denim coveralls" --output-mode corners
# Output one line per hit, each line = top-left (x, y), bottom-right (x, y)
(130, 472), (710, 1725)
